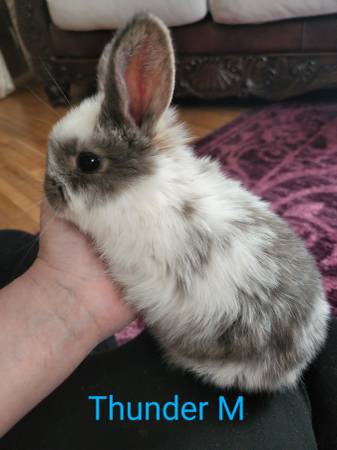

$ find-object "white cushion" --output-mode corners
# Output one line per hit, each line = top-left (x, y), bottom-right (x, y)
(46, 0), (207, 31)
(209, 0), (337, 24)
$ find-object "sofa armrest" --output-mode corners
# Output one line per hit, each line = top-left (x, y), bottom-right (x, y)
(15, 0), (54, 61)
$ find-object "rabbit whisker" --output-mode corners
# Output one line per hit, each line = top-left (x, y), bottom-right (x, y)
(41, 61), (71, 107)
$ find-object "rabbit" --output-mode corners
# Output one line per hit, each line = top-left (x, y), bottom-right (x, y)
(44, 13), (330, 392)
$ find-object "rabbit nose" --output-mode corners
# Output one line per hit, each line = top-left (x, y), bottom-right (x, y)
(47, 176), (66, 202)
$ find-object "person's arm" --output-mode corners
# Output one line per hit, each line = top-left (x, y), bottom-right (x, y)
(0, 201), (134, 436)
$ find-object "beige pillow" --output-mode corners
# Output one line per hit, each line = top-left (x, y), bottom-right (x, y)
(209, 0), (337, 24)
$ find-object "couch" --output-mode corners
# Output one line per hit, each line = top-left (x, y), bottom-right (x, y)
(14, 0), (337, 105)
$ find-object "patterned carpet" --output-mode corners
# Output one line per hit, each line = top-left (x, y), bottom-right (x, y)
(116, 100), (337, 343)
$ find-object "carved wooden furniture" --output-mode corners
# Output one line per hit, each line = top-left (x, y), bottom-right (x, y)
(14, 0), (337, 105)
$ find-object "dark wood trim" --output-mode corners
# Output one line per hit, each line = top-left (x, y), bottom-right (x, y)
(0, 1), (28, 78)
(15, 0), (53, 59)
(32, 54), (337, 105)
(175, 54), (337, 101)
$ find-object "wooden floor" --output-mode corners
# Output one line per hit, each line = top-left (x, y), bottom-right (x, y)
(0, 84), (245, 233)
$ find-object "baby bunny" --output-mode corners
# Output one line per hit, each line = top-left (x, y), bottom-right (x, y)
(44, 14), (330, 392)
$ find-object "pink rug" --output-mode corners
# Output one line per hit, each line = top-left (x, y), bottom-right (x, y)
(116, 101), (337, 343)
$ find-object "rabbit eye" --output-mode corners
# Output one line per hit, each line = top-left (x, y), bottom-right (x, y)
(77, 152), (101, 174)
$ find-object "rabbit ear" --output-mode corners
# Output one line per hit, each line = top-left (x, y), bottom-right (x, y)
(99, 14), (175, 134)
(97, 41), (113, 92)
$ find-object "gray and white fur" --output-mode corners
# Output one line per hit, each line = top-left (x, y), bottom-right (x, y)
(44, 14), (330, 392)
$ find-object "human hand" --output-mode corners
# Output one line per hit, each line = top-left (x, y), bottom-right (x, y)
(0, 200), (135, 435)
(28, 199), (135, 343)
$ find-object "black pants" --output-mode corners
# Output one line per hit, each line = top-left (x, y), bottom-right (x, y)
(0, 231), (336, 450)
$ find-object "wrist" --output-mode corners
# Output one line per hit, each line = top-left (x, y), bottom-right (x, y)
(24, 259), (102, 348)
(0, 260), (102, 435)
